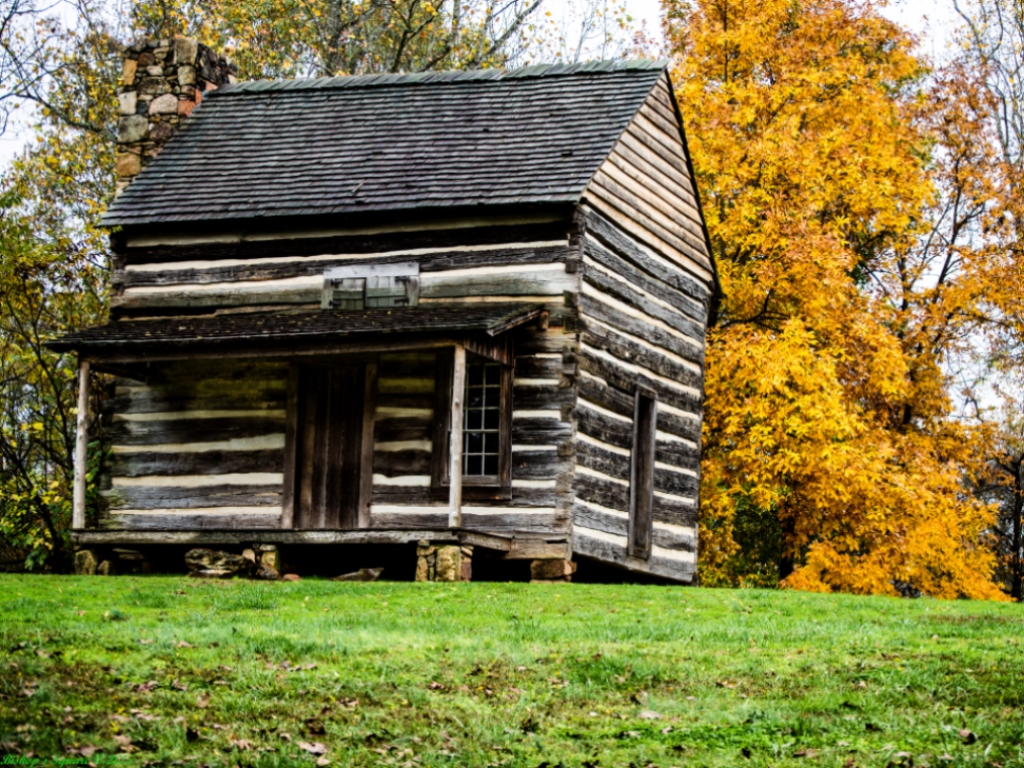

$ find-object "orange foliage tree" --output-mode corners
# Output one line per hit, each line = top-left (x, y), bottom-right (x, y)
(663, 0), (1011, 598)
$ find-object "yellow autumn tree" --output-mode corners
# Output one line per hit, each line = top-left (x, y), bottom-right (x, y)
(664, 0), (1009, 598)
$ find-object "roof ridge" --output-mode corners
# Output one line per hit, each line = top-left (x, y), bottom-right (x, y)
(211, 58), (669, 97)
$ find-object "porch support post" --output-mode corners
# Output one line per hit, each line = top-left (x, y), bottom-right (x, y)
(72, 359), (90, 530)
(448, 344), (466, 528)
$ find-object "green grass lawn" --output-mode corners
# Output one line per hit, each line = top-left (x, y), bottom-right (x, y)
(0, 576), (1022, 767)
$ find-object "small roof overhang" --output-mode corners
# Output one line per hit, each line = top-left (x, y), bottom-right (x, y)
(46, 304), (545, 366)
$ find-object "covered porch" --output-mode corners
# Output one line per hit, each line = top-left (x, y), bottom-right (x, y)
(50, 304), (572, 573)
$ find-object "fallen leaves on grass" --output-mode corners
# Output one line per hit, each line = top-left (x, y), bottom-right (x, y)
(64, 744), (97, 757)
(794, 748), (819, 758)
(196, 694), (210, 709)
(960, 728), (978, 744)
(638, 710), (661, 720)
(298, 741), (327, 755)
(228, 736), (254, 750)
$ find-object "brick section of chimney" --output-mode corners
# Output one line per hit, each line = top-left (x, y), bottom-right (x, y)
(115, 38), (236, 195)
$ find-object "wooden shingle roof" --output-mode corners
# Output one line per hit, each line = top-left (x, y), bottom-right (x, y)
(101, 60), (669, 228)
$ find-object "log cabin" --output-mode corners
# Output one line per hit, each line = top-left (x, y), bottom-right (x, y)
(50, 38), (719, 582)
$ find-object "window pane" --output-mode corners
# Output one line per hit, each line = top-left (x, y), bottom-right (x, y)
(458, 361), (503, 478)
(484, 409), (499, 430)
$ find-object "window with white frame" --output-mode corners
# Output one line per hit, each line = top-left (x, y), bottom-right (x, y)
(432, 353), (511, 492)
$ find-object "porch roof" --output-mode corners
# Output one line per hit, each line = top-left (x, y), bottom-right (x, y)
(46, 303), (545, 354)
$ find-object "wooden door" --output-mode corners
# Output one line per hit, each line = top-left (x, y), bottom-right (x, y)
(293, 364), (368, 529)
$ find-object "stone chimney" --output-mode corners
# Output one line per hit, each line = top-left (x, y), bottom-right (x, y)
(115, 38), (236, 195)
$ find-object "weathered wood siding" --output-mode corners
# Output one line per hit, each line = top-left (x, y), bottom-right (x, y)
(367, 330), (576, 535)
(571, 73), (713, 582)
(111, 221), (577, 321)
(582, 71), (714, 286)
(92, 75), (716, 581)
(96, 218), (583, 537)
(98, 360), (289, 530)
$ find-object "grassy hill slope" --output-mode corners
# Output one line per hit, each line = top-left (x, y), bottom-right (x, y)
(1, 576), (1022, 766)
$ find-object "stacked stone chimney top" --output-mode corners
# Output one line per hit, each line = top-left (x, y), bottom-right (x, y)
(115, 37), (235, 195)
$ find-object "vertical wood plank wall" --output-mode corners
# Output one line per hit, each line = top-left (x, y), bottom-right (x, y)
(98, 360), (289, 530)
(570, 72), (714, 582)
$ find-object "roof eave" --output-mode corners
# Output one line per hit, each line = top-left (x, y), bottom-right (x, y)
(102, 200), (579, 246)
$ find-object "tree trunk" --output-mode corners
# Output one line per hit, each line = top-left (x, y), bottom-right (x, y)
(1012, 463), (1023, 601)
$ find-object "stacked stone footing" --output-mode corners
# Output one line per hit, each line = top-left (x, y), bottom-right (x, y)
(416, 542), (473, 582)
(530, 559), (577, 583)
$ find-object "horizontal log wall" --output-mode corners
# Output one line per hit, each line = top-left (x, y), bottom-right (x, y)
(96, 214), (586, 537)
(98, 360), (289, 530)
(368, 329), (576, 535)
(582, 71), (714, 288)
(572, 74), (715, 581)
(113, 228), (578, 321)
(98, 339), (577, 535)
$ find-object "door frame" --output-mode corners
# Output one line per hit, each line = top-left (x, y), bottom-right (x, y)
(280, 359), (377, 530)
